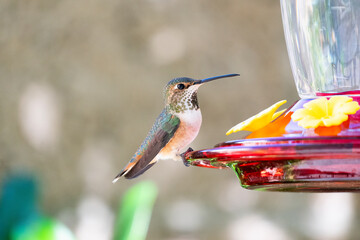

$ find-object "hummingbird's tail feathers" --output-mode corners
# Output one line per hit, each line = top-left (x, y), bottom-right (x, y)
(124, 161), (157, 179)
(112, 161), (137, 183)
(112, 171), (126, 183)
(112, 159), (157, 182)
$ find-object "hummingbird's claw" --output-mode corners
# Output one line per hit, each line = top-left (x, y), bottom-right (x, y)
(181, 147), (193, 167)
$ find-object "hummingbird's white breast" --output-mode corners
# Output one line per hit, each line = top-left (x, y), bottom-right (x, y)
(155, 109), (202, 161)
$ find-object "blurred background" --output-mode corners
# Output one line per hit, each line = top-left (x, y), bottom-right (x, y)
(1, 0), (359, 239)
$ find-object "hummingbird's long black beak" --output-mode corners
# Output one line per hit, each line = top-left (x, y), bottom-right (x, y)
(194, 73), (240, 85)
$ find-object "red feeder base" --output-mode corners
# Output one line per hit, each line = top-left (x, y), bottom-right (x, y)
(185, 96), (360, 192)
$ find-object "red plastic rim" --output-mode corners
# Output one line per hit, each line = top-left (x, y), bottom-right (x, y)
(185, 136), (360, 168)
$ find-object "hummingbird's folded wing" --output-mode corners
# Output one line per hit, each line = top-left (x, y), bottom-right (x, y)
(114, 110), (180, 180)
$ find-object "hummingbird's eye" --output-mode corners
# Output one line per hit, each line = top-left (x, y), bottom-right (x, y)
(176, 84), (185, 90)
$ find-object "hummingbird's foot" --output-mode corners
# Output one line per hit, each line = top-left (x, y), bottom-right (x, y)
(180, 147), (193, 167)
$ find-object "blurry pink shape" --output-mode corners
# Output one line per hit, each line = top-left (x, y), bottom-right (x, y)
(19, 83), (61, 151)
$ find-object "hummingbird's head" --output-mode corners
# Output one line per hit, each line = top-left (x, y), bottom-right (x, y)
(164, 74), (239, 114)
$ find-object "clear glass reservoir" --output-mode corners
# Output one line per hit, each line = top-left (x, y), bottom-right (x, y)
(281, 0), (360, 97)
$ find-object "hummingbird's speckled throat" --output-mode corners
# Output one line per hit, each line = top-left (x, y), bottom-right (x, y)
(167, 83), (200, 114)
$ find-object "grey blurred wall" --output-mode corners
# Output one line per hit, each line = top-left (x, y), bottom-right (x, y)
(1, 0), (359, 240)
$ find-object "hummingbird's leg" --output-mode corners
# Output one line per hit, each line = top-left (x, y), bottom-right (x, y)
(180, 147), (193, 167)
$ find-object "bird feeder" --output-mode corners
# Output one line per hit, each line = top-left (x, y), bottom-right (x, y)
(185, 0), (360, 192)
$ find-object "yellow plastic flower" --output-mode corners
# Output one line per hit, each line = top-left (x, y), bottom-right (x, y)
(226, 100), (287, 135)
(291, 96), (360, 129)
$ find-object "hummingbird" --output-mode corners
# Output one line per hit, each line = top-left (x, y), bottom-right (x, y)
(113, 73), (239, 181)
